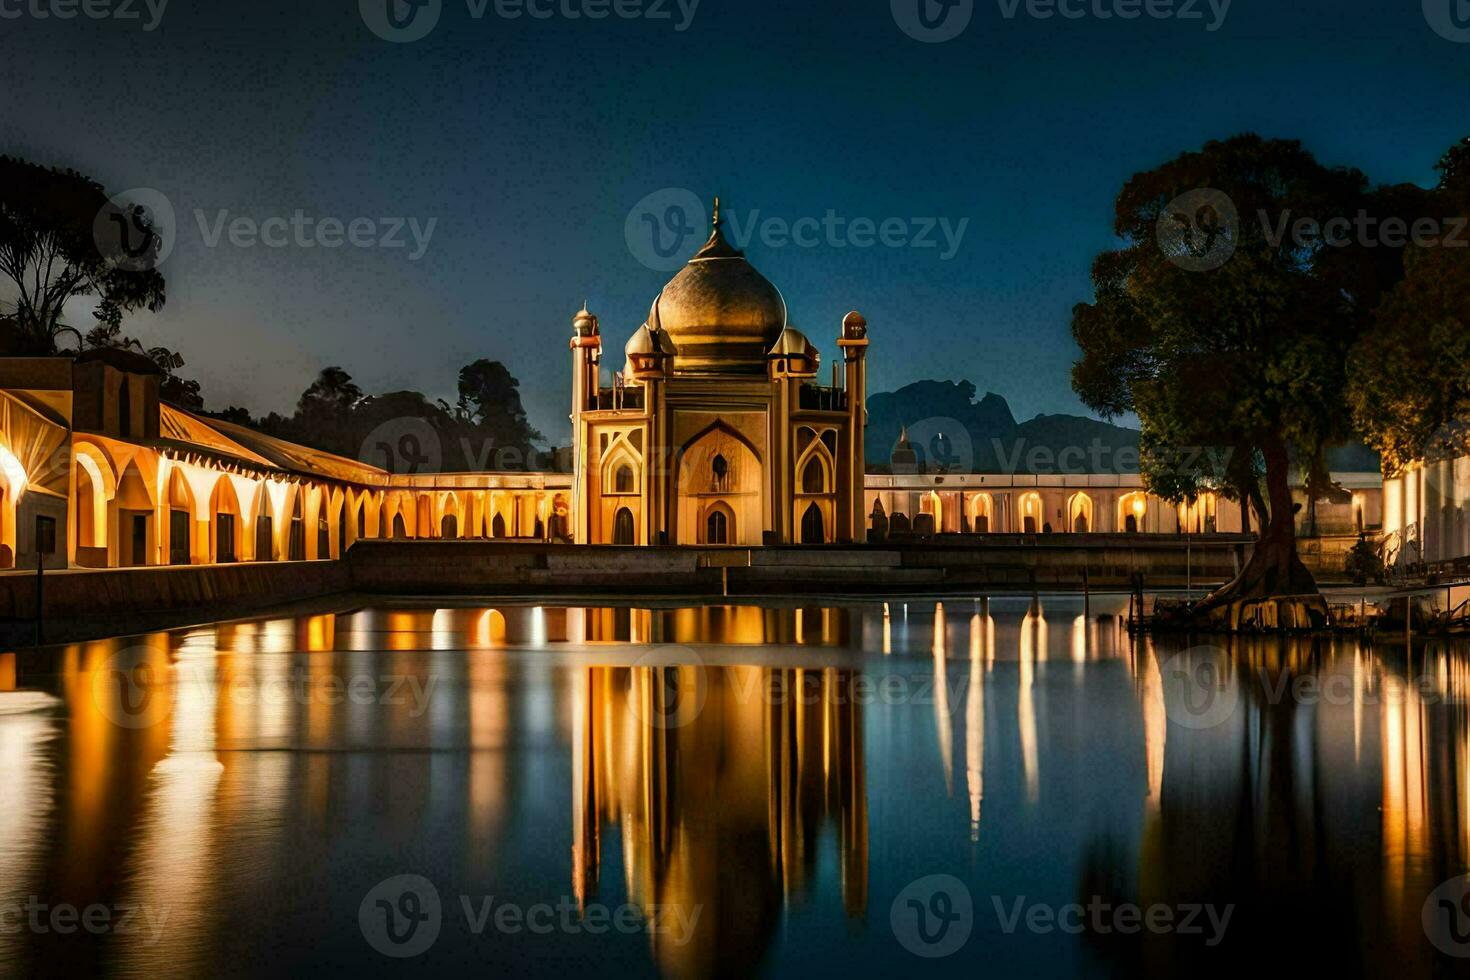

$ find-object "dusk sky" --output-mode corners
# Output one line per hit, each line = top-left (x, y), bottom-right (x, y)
(4, 0), (1467, 442)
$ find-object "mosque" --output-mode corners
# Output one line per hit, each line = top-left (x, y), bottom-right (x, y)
(567, 201), (868, 546)
(0, 200), (1404, 577)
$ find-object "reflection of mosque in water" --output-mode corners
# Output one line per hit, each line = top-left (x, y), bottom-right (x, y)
(570, 665), (867, 976)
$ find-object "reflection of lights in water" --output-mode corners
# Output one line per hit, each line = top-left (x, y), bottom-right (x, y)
(1071, 615), (1087, 667)
(530, 607), (548, 648)
(1353, 647), (1364, 764)
(431, 608), (457, 651)
(0, 702), (55, 966)
(118, 644), (222, 978)
(304, 615), (334, 653)
(475, 609), (507, 648)
(1018, 609), (1039, 805)
(966, 619), (985, 842)
(1140, 641), (1165, 811)
(882, 603), (891, 656)
(933, 604), (952, 796)
(257, 618), (295, 654)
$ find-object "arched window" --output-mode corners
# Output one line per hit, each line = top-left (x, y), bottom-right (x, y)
(711, 454), (729, 492)
(356, 505), (366, 539)
(393, 513), (408, 539)
(705, 506), (730, 545)
(614, 464), (635, 494)
(801, 502), (825, 544)
(802, 456), (826, 494)
(491, 513), (506, 539)
(317, 510), (330, 558)
(255, 515), (273, 561)
(442, 514), (458, 538)
(289, 494), (306, 561)
(613, 507), (635, 545)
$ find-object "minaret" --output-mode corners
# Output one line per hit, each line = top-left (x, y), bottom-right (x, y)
(839, 311), (870, 542)
(570, 303), (601, 544)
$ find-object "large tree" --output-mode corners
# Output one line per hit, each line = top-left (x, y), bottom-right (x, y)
(1072, 134), (1416, 610)
(0, 156), (165, 352)
(456, 358), (541, 452)
(1347, 137), (1470, 474)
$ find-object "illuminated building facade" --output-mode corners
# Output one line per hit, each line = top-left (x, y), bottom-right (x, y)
(567, 202), (870, 546)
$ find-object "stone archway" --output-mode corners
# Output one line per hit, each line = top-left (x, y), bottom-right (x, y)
(674, 422), (763, 546)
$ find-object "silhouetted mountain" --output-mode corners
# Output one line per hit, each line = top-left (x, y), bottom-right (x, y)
(866, 381), (1139, 474)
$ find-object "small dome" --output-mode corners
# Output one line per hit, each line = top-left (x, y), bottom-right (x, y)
(768, 325), (817, 359)
(623, 321), (675, 377)
(572, 303), (599, 337)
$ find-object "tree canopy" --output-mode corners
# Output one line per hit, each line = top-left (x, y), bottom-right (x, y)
(237, 363), (550, 472)
(1347, 138), (1470, 474)
(1071, 133), (1424, 604)
(0, 156), (166, 352)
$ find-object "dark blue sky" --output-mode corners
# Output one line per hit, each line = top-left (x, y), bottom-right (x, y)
(4, 0), (1466, 441)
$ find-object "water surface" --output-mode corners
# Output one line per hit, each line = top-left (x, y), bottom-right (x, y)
(1, 599), (1468, 977)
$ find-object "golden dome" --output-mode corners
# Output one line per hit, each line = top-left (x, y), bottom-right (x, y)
(650, 215), (787, 376)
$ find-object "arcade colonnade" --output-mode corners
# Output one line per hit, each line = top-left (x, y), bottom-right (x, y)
(864, 478), (1245, 537)
(66, 426), (570, 569)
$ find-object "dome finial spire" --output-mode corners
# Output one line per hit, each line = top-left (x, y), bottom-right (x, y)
(712, 195), (721, 230)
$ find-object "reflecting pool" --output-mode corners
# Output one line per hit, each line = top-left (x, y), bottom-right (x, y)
(1, 599), (1469, 977)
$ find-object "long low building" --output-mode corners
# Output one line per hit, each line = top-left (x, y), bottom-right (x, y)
(0, 344), (1387, 575)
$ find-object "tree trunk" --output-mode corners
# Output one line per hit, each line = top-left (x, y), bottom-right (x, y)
(1199, 434), (1318, 612)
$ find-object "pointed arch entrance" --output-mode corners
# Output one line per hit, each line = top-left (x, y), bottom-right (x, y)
(674, 421), (763, 546)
